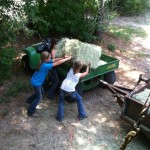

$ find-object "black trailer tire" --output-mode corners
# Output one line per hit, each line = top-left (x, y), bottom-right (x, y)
(104, 71), (116, 84)
(22, 55), (30, 72)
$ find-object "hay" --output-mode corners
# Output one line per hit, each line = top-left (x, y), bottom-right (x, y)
(56, 38), (102, 69)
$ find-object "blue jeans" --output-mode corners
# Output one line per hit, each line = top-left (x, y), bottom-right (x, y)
(26, 86), (44, 104)
(48, 68), (59, 99)
(56, 89), (87, 120)
(27, 86), (43, 116)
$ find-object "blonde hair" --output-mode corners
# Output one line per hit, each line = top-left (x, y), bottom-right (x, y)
(41, 51), (50, 61)
(73, 61), (82, 74)
(37, 51), (51, 71)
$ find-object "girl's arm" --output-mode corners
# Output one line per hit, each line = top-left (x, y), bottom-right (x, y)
(53, 56), (72, 67)
(53, 54), (71, 62)
(52, 57), (64, 62)
(80, 63), (91, 79)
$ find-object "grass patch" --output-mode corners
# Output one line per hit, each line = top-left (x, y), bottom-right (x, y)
(136, 52), (150, 58)
(0, 47), (15, 84)
(107, 43), (116, 52)
(4, 80), (31, 98)
(107, 25), (147, 41)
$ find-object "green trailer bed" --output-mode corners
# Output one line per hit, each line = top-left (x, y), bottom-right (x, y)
(22, 39), (119, 92)
(57, 54), (119, 91)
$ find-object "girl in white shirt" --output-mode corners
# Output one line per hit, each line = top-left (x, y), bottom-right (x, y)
(56, 61), (90, 121)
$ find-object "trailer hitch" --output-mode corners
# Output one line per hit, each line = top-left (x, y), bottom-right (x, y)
(120, 93), (150, 150)
(97, 79), (131, 107)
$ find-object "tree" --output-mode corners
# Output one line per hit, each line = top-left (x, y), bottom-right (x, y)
(96, 0), (106, 40)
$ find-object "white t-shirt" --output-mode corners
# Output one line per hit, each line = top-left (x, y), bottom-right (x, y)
(61, 68), (82, 92)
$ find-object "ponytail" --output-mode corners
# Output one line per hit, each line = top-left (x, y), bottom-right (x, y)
(73, 61), (82, 74)
(36, 60), (42, 71)
(37, 51), (50, 71)
(49, 38), (56, 53)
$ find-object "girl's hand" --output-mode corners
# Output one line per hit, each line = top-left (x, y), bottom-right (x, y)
(64, 56), (72, 60)
(63, 54), (71, 58)
(88, 62), (91, 66)
(68, 56), (72, 60)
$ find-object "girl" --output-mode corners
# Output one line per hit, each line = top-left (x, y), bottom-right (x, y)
(26, 51), (71, 116)
(56, 61), (90, 121)
(43, 38), (59, 99)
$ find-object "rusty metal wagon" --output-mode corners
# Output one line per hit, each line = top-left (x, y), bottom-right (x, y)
(99, 75), (150, 141)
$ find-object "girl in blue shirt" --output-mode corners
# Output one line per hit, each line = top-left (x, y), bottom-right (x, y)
(27, 51), (71, 116)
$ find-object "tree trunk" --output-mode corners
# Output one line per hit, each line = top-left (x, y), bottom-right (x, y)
(96, 0), (105, 41)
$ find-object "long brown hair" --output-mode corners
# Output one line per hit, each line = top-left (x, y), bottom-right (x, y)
(37, 51), (50, 71)
(73, 61), (82, 74)
(49, 38), (56, 53)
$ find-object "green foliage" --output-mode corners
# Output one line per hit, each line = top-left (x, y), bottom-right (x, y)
(0, 48), (15, 84)
(0, 0), (15, 47)
(5, 80), (31, 98)
(0, 97), (11, 103)
(107, 43), (116, 52)
(108, 25), (147, 41)
(121, 0), (149, 16)
(137, 52), (150, 58)
(108, 0), (150, 16)
(0, 0), (34, 47)
(23, 0), (99, 41)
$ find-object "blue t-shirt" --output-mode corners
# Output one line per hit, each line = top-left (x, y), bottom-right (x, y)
(31, 60), (53, 86)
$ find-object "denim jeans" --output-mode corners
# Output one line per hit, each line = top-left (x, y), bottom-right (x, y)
(26, 87), (44, 104)
(27, 86), (43, 116)
(48, 68), (59, 99)
(56, 89), (87, 120)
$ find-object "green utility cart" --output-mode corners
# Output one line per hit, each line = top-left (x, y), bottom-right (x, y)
(56, 54), (119, 93)
(22, 38), (119, 93)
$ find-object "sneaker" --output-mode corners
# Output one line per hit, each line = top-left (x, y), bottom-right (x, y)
(78, 114), (88, 120)
(56, 116), (63, 122)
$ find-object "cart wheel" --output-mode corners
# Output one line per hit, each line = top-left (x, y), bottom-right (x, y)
(65, 84), (83, 103)
(22, 55), (30, 72)
(104, 71), (116, 84)
(76, 83), (83, 96)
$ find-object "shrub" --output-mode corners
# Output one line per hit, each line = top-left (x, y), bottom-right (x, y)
(120, 0), (149, 16)
(23, 0), (99, 42)
(0, 47), (15, 84)
(107, 0), (150, 16)
(5, 80), (31, 97)
(107, 43), (116, 52)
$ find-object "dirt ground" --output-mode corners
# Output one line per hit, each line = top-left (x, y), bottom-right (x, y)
(0, 12), (150, 150)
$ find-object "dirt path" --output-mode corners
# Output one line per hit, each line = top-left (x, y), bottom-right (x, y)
(0, 12), (150, 150)
(112, 11), (150, 54)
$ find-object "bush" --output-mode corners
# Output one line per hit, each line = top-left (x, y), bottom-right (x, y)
(121, 0), (149, 16)
(0, 47), (15, 84)
(107, 43), (116, 52)
(108, 0), (150, 16)
(5, 80), (31, 97)
(23, 0), (99, 42)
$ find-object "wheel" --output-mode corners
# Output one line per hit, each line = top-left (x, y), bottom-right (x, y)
(22, 55), (30, 72)
(76, 83), (83, 96)
(104, 71), (116, 84)
(65, 83), (83, 103)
